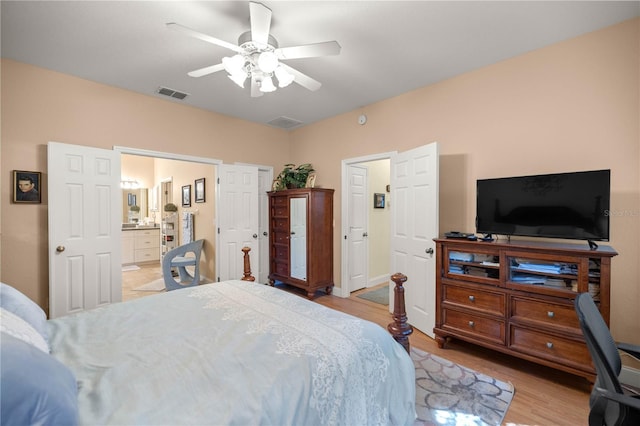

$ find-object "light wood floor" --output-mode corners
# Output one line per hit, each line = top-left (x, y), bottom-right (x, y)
(122, 267), (592, 425)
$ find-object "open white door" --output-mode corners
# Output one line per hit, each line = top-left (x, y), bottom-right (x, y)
(48, 142), (122, 318)
(257, 169), (273, 283)
(347, 165), (369, 292)
(390, 142), (439, 337)
(217, 164), (259, 281)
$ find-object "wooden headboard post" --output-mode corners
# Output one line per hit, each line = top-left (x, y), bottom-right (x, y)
(387, 273), (413, 354)
(241, 247), (255, 281)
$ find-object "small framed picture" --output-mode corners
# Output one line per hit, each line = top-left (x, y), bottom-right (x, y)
(374, 193), (385, 209)
(195, 178), (205, 203)
(13, 170), (42, 204)
(182, 185), (191, 207)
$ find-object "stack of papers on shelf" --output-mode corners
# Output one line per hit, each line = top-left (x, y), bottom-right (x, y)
(510, 273), (546, 284)
(449, 252), (474, 262)
(514, 262), (576, 275)
(467, 267), (489, 277)
(449, 265), (465, 274)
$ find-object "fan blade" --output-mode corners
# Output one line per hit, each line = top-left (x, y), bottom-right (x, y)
(249, 2), (272, 47)
(187, 63), (225, 78)
(276, 41), (341, 60)
(279, 63), (322, 91)
(167, 22), (243, 54)
(251, 74), (264, 97)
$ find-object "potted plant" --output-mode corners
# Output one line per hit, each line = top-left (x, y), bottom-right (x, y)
(275, 163), (315, 190)
(129, 205), (140, 213)
(164, 203), (178, 212)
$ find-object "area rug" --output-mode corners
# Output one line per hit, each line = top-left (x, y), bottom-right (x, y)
(122, 265), (140, 272)
(133, 278), (166, 292)
(356, 285), (389, 305)
(411, 347), (515, 426)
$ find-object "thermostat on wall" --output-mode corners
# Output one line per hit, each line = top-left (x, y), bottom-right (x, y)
(358, 114), (367, 125)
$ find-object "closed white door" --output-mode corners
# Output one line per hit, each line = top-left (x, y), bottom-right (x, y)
(390, 142), (439, 337)
(347, 165), (368, 292)
(289, 197), (307, 280)
(217, 164), (259, 281)
(258, 169), (273, 283)
(48, 142), (122, 318)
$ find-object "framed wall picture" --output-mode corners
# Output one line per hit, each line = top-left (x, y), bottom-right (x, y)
(374, 193), (385, 209)
(195, 178), (205, 203)
(13, 170), (42, 204)
(182, 185), (191, 207)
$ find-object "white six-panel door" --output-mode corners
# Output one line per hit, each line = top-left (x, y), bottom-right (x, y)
(217, 164), (259, 281)
(347, 165), (368, 292)
(390, 142), (439, 337)
(48, 142), (122, 318)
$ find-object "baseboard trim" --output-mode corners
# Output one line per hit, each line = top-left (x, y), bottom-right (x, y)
(368, 274), (389, 288)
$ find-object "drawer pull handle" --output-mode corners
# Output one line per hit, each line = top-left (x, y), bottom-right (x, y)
(468, 295), (475, 302)
(546, 342), (554, 349)
(468, 321), (475, 328)
(547, 311), (555, 318)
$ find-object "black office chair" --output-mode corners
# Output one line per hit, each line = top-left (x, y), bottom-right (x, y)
(575, 293), (640, 426)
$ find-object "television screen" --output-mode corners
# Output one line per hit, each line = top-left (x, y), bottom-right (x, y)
(476, 170), (610, 241)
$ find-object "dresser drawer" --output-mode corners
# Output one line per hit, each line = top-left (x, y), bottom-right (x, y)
(135, 248), (159, 263)
(273, 218), (288, 230)
(509, 325), (592, 370)
(275, 261), (289, 276)
(510, 296), (580, 333)
(442, 309), (505, 345)
(272, 196), (287, 206)
(443, 284), (505, 316)
(274, 245), (288, 260)
(135, 235), (158, 249)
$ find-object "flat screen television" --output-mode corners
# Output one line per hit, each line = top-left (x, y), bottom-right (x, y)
(476, 169), (610, 243)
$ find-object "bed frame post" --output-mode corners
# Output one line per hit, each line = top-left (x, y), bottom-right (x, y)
(388, 273), (413, 354)
(241, 247), (255, 281)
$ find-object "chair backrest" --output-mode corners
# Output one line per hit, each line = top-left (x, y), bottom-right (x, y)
(575, 293), (624, 424)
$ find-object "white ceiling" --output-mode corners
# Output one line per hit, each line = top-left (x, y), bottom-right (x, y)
(2, 1), (638, 129)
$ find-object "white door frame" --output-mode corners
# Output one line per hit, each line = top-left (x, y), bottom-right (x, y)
(114, 146), (221, 275)
(340, 151), (396, 297)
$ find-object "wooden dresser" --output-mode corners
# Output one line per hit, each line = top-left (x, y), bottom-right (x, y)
(267, 188), (334, 299)
(434, 238), (617, 380)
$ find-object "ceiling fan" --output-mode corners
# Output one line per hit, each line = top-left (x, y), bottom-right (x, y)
(167, 1), (341, 97)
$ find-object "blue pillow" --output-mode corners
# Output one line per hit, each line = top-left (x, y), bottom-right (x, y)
(0, 282), (49, 345)
(0, 332), (78, 426)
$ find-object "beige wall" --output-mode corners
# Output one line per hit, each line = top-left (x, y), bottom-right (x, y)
(289, 19), (639, 343)
(1, 18), (638, 343)
(154, 158), (216, 281)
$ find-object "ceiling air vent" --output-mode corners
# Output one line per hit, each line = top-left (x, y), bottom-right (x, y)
(267, 116), (303, 130)
(157, 87), (189, 100)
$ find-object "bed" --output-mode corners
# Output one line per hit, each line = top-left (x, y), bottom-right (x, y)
(1, 254), (416, 425)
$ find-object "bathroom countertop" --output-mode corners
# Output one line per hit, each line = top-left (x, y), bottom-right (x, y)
(122, 225), (160, 231)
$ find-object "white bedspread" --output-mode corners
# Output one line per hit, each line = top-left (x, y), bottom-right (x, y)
(48, 280), (416, 425)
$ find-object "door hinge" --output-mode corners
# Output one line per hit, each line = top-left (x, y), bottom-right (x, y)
(217, 228), (220, 234)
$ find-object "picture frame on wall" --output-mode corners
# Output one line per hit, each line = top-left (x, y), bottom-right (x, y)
(12, 170), (42, 204)
(374, 193), (385, 209)
(182, 185), (191, 207)
(195, 178), (205, 203)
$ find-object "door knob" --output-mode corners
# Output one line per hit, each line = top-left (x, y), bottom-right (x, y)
(291, 231), (296, 235)
(363, 232), (368, 237)
(56, 246), (65, 253)
(263, 231), (268, 236)
(253, 234), (258, 239)
(426, 247), (434, 255)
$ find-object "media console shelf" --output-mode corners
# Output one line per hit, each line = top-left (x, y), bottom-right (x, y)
(434, 238), (617, 380)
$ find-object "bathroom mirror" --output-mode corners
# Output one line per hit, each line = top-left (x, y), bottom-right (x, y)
(122, 188), (148, 223)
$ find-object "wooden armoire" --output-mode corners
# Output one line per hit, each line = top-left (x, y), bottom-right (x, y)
(267, 188), (334, 299)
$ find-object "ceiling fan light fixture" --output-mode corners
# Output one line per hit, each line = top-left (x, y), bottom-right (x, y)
(257, 51), (278, 73)
(222, 54), (245, 75)
(259, 75), (277, 93)
(228, 72), (247, 88)
(274, 66), (295, 88)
